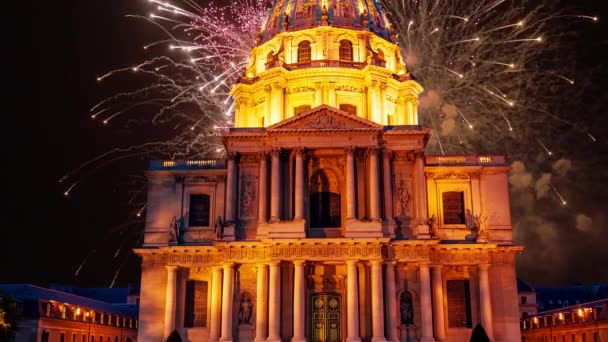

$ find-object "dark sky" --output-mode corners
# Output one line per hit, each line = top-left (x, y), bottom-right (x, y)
(4, 0), (607, 289)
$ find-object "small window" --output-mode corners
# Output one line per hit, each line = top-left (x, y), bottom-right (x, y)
(60, 333), (65, 342)
(442, 191), (465, 224)
(189, 194), (211, 227)
(399, 292), (414, 325)
(339, 104), (356, 116)
(339, 40), (353, 61)
(294, 105), (311, 115)
(522, 296), (527, 304)
(41, 331), (50, 342)
(298, 41), (311, 62)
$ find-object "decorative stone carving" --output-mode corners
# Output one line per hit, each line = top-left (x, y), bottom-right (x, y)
(473, 213), (489, 243)
(286, 86), (315, 94)
(240, 176), (258, 219)
(238, 292), (254, 325)
(299, 113), (346, 129)
(335, 85), (365, 93)
(395, 178), (412, 217)
(239, 154), (260, 164)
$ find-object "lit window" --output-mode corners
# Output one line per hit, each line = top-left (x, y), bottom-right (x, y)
(339, 40), (353, 61)
(298, 41), (311, 62)
(189, 194), (210, 227)
(442, 191), (465, 224)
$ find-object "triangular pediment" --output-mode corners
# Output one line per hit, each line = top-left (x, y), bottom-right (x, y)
(267, 105), (382, 131)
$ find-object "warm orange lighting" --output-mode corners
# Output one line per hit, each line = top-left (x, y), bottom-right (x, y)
(578, 308), (584, 317)
(558, 312), (564, 320)
(76, 308), (81, 315)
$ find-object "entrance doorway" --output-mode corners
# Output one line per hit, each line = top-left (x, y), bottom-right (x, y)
(310, 293), (341, 342)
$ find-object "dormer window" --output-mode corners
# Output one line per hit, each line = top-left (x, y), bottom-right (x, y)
(339, 40), (353, 61)
(298, 41), (311, 62)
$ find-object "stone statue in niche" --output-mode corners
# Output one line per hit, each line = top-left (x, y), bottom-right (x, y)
(400, 292), (414, 325)
(168, 216), (182, 243)
(238, 295), (253, 325)
(396, 178), (412, 217)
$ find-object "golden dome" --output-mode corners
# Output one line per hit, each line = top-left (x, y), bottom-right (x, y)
(257, 0), (395, 44)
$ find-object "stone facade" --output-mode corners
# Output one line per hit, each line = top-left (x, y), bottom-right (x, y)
(134, 0), (523, 341)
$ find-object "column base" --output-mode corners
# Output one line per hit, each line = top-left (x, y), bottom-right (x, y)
(346, 337), (362, 342)
(266, 338), (281, 342)
(371, 337), (387, 342)
(291, 338), (306, 342)
(419, 337), (436, 342)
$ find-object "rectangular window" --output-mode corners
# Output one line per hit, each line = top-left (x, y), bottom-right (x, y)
(73, 334), (77, 342)
(442, 191), (465, 224)
(83, 336), (87, 342)
(447, 279), (472, 328)
(594, 332), (599, 342)
(41, 330), (50, 342)
(189, 194), (210, 227)
(184, 280), (209, 328)
(339, 104), (357, 116)
(521, 296), (527, 304)
(295, 105), (311, 116)
(61, 333), (65, 342)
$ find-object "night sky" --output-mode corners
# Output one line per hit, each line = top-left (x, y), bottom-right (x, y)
(5, 0), (607, 289)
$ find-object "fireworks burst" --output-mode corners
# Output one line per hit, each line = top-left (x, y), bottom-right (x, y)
(65, 0), (604, 284)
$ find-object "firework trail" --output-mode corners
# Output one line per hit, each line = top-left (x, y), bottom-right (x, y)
(380, 0), (600, 157)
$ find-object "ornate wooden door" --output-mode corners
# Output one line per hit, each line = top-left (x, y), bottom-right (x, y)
(311, 293), (341, 342)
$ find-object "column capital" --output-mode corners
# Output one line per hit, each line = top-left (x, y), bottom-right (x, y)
(258, 150), (270, 160)
(293, 147), (305, 156)
(366, 146), (380, 156)
(222, 262), (236, 269)
(255, 263), (268, 269)
(383, 260), (397, 267)
(478, 263), (491, 270)
(227, 152), (237, 161)
(345, 259), (359, 266)
(430, 264), (443, 271)
(293, 259), (306, 266)
(165, 265), (179, 272)
(345, 146), (356, 155)
(270, 147), (282, 157)
(264, 84), (272, 93)
(381, 148), (393, 159)
(268, 260), (282, 267)
(370, 259), (384, 267)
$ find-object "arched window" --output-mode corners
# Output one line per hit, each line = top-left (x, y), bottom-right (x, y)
(309, 170), (341, 228)
(339, 40), (353, 61)
(400, 292), (414, 325)
(298, 41), (311, 63)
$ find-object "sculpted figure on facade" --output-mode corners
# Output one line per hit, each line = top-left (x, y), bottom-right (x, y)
(396, 178), (412, 217)
(238, 295), (254, 325)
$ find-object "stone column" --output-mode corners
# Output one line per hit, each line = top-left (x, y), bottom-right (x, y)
(263, 85), (272, 127)
(292, 260), (306, 342)
(255, 264), (269, 342)
(479, 264), (494, 340)
(220, 263), (235, 342)
(371, 260), (386, 342)
(345, 146), (356, 220)
(267, 261), (282, 342)
(368, 147), (381, 221)
(258, 151), (269, 224)
(346, 260), (361, 342)
(382, 149), (394, 224)
(419, 264), (435, 342)
(384, 261), (398, 342)
(328, 82), (337, 107)
(270, 148), (281, 222)
(379, 82), (388, 124)
(163, 266), (179, 339)
(225, 153), (237, 223)
(431, 266), (446, 341)
(294, 148), (305, 220)
(414, 152), (429, 236)
(315, 82), (323, 107)
(209, 266), (223, 342)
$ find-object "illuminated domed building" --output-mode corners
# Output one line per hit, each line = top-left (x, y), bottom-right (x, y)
(134, 0), (523, 341)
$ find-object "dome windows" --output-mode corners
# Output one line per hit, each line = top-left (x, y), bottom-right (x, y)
(339, 40), (353, 61)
